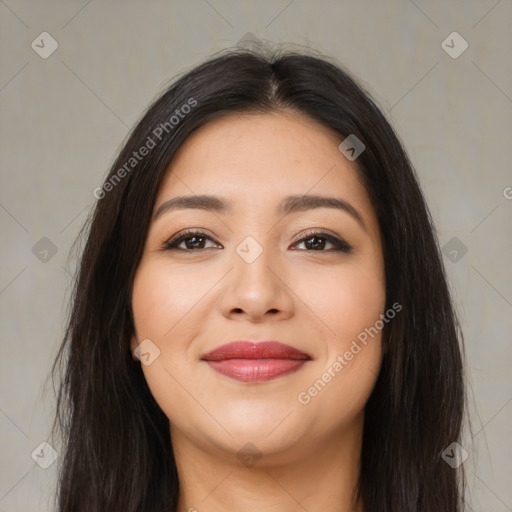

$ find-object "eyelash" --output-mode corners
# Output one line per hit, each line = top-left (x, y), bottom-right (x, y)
(161, 228), (353, 253)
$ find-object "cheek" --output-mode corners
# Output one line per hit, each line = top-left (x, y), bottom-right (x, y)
(292, 259), (386, 408)
(132, 260), (213, 340)
(131, 261), (209, 425)
(292, 260), (385, 415)
(295, 260), (386, 345)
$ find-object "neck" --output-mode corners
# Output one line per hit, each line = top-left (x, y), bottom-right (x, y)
(172, 416), (364, 512)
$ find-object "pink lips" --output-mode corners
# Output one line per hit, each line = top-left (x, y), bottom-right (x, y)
(201, 341), (311, 383)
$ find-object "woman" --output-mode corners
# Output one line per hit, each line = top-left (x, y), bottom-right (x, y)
(51, 46), (467, 511)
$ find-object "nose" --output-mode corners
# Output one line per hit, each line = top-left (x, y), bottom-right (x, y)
(219, 243), (295, 323)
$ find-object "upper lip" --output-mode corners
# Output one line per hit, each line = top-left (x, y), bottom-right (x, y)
(201, 341), (312, 361)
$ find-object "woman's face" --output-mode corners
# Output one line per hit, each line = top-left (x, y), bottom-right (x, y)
(130, 111), (386, 464)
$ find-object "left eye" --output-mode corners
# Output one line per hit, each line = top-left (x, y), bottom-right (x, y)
(291, 232), (352, 253)
(294, 235), (336, 251)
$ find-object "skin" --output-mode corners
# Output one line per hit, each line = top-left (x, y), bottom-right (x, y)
(130, 111), (386, 512)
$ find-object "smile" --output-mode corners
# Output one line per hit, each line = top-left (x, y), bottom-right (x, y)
(201, 341), (311, 383)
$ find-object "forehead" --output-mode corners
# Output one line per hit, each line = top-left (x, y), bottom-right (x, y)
(155, 112), (373, 221)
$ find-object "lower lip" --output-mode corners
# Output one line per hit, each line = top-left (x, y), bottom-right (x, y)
(204, 359), (308, 382)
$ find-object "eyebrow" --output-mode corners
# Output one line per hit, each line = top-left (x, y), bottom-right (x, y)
(153, 194), (367, 231)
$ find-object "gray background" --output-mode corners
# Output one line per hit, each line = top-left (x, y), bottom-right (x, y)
(1, 1), (511, 510)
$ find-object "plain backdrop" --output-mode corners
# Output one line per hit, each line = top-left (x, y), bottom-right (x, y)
(0, 1), (511, 511)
